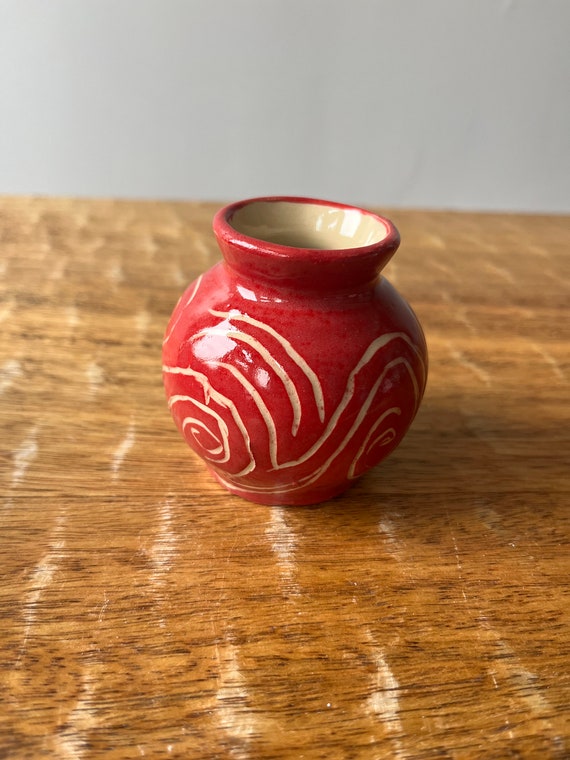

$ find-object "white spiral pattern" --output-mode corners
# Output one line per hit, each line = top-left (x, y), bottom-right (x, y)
(163, 291), (426, 498)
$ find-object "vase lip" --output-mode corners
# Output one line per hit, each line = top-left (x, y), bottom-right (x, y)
(213, 195), (400, 261)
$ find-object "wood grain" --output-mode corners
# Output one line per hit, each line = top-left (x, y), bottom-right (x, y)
(1, 197), (569, 759)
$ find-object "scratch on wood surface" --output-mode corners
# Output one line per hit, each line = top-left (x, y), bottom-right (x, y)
(215, 639), (256, 758)
(423, 233), (446, 250)
(191, 234), (212, 261)
(451, 533), (462, 573)
(141, 235), (159, 259)
(485, 262), (515, 284)
(150, 499), (176, 572)
(111, 421), (136, 479)
(543, 268), (570, 288)
(476, 505), (505, 537)
(149, 500), (177, 624)
(55, 664), (97, 759)
(447, 344), (492, 386)
(18, 512), (67, 662)
(440, 291), (477, 333)
(265, 507), (300, 596)
(477, 612), (568, 757)
(515, 306), (536, 320)
(455, 307), (477, 334)
(369, 651), (401, 722)
(106, 260), (124, 287)
(430, 260), (458, 280)
(378, 515), (404, 561)
(49, 256), (67, 282)
(366, 630), (406, 755)
(0, 358), (22, 395)
(86, 361), (104, 397)
(0, 297), (16, 324)
(450, 532), (468, 603)
(65, 305), (79, 332)
(12, 426), (39, 487)
(527, 244), (550, 259)
(462, 233), (498, 253)
(97, 590), (110, 624)
(170, 264), (187, 286)
(530, 343), (567, 382)
(461, 413), (503, 455)
(134, 309), (151, 340)
(481, 627), (567, 753)
(457, 311), (477, 334)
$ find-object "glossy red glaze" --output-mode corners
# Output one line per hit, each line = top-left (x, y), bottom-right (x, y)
(162, 196), (428, 506)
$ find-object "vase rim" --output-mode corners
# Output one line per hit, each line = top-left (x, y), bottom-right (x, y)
(213, 196), (400, 260)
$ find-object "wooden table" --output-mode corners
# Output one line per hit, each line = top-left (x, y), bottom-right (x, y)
(1, 197), (569, 759)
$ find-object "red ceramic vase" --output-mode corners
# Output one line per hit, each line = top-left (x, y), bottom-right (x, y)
(162, 197), (427, 506)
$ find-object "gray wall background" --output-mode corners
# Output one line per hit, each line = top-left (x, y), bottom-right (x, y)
(1, 0), (569, 212)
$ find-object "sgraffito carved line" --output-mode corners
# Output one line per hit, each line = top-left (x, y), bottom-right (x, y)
(183, 418), (225, 456)
(217, 359), (417, 497)
(166, 380), (255, 477)
(358, 331), (426, 392)
(192, 326), (303, 437)
(348, 410), (401, 480)
(274, 341), (421, 473)
(164, 329), (425, 496)
(209, 361), (280, 469)
(210, 309), (326, 423)
(179, 397), (230, 461)
(170, 395), (253, 477)
(173, 402), (253, 477)
(162, 275), (203, 346)
(270, 360), (414, 492)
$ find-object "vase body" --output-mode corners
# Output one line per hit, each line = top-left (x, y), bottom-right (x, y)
(162, 197), (427, 506)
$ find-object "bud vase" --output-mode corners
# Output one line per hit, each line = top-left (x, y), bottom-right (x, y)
(162, 196), (427, 506)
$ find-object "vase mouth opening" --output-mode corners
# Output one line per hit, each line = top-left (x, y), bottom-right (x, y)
(221, 197), (393, 252)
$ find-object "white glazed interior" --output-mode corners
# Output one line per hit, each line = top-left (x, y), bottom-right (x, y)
(230, 201), (389, 250)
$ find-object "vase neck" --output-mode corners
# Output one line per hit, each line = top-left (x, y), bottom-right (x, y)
(213, 197), (400, 295)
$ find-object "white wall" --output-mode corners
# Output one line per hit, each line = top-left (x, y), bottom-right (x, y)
(1, 0), (569, 212)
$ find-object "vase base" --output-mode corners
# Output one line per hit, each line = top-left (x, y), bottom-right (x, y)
(209, 470), (352, 507)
